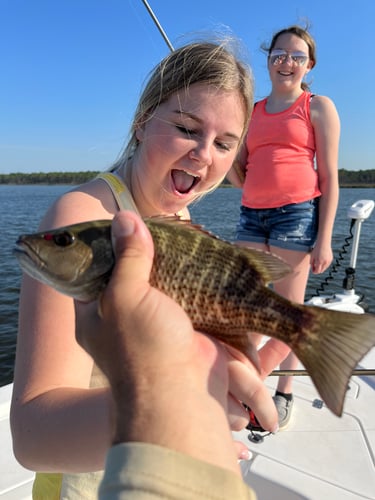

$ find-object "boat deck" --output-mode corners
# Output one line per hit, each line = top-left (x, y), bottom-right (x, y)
(1, 349), (374, 499)
(235, 347), (375, 499)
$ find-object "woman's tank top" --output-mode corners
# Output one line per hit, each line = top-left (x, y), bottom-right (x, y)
(32, 172), (139, 499)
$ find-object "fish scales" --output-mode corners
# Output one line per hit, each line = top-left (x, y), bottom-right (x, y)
(149, 220), (315, 345)
(14, 217), (375, 417)
(149, 221), (270, 348)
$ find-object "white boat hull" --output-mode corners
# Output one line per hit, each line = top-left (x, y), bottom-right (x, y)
(0, 384), (33, 499)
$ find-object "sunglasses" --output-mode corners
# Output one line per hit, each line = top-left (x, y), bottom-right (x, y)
(269, 49), (309, 66)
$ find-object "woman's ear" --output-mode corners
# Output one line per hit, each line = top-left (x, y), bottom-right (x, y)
(305, 60), (314, 73)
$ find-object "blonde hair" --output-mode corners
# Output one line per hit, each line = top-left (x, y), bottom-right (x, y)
(110, 40), (253, 198)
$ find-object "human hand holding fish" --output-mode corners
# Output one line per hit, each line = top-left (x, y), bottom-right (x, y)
(14, 211), (375, 417)
(73, 210), (278, 470)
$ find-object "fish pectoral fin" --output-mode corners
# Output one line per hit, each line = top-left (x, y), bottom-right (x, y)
(294, 309), (375, 417)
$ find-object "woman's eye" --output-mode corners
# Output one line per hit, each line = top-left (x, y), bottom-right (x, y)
(176, 124), (232, 152)
(215, 141), (231, 152)
(176, 125), (195, 136)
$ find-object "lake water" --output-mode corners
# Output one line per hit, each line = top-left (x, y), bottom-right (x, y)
(1, 185), (374, 387)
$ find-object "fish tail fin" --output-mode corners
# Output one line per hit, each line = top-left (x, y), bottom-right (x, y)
(293, 308), (375, 416)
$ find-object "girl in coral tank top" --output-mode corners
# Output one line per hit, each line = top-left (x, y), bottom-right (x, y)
(228, 25), (340, 431)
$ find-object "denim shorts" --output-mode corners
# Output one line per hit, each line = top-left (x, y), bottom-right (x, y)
(235, 198), (319, 252)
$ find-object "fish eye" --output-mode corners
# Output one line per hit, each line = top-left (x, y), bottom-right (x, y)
(44, 231), (75, 247)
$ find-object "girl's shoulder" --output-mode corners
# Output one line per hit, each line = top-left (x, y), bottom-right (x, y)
(38, 177), (117, 231)
(253, 97), (267, 109)
(310, 94), (336, 111)
(309, 94), (340, 128)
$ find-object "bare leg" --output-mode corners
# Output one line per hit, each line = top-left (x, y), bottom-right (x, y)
(235, 241), (269, 347)
(238, 241), (311, 430)
(269, 246), (311, 394)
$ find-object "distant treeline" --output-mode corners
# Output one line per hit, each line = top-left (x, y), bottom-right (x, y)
(0, 171), (99, 185)
(337, 169), (375, 187)
(0, 169), (375, 187)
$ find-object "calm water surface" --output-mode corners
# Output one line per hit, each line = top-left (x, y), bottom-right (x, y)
(1, 185), (374, 386)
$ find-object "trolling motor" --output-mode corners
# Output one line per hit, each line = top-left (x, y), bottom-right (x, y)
(306, 199), (374, 314)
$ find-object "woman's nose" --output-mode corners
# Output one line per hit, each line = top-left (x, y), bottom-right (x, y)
(283, 54), (294, 65)
(189, 140), (213, 167)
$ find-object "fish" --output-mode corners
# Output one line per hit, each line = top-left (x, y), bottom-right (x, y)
(14, 217), (375, 417)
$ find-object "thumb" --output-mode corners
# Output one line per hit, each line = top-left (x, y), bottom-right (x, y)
(102, 211), (154, 310)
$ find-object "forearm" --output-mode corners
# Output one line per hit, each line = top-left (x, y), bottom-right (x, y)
(316, 178), (339, 246)
(11, 386), (114, 472)
(312, 95), (340, 248)
(112, 373), (241, 476)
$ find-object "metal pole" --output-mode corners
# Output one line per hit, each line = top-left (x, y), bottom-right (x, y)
(140, 0), (174, 52)
(270, 368), (375, 376)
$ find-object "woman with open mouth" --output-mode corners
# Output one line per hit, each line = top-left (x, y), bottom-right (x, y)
(11, 38), (283, 499)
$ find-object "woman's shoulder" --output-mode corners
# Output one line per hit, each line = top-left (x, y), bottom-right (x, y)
(310, 94), (340, 128)
(310, 94), (337, 111)
(38, 177), (117, 231)
(310, 94), (336, 113)
(253, 97), (267, 109)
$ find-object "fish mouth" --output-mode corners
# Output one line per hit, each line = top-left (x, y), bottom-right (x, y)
(13, 240), (46, 274)
(171, 169), (200, 194)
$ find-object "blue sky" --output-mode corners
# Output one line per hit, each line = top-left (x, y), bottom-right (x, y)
(1, 0), (374, 173)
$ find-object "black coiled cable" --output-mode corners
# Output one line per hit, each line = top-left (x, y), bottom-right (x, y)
(307, 219), (356, 299)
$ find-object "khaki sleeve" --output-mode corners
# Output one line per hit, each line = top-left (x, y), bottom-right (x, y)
(99, 442), (256, 500)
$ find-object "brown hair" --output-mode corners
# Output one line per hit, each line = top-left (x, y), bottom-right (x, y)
(263, 25), (316, 91)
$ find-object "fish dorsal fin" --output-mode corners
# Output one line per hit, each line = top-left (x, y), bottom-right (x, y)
(239, 246), (292, 284)
(144, 215), (229, 242)
(145, 216), (291, 284)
